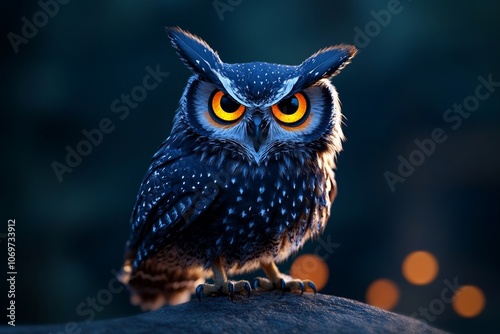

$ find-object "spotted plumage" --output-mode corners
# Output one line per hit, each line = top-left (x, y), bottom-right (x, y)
(119, 27), (356, 309)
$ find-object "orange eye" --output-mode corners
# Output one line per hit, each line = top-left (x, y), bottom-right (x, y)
(209, 90), (245, 124)
(271, 92), (309, 126)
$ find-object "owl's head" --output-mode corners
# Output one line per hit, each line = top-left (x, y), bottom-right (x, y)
(167, 27), (356, 166)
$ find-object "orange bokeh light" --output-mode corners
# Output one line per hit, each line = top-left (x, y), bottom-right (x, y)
(366, 278), (400, 311)
(453, 285), (486, 318)
(402, 251), (439, 285)
(290, 254), (329, 291)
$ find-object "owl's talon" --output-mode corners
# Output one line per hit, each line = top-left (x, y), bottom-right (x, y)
(195, 284), (204, 301)
(298, 281), (305, 295)
(228, 282), (235, 300)
(280, 278), (286, 295)
(244, 282), (251, 297)
(253, 279), (260, 290)
(308, 281), (317, 294)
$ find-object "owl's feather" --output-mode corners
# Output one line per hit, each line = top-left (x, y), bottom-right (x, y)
(166, 27), (222, 83)
(293, 45), (357, 90)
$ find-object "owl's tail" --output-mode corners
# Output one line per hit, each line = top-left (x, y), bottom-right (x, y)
(118, 258), (204, 310)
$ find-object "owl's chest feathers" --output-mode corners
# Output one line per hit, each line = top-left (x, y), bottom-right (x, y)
(186, 148), (336, 261)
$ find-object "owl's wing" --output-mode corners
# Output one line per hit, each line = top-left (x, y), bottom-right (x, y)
(123, 141), (219, 270)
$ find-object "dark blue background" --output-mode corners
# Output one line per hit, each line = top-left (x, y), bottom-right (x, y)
(1, 0), (499, 333)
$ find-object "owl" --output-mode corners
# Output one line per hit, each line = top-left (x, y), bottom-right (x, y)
(119, 27), (356, 310)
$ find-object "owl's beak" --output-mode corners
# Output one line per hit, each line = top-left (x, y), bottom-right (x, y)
(248, 113), (267, 153)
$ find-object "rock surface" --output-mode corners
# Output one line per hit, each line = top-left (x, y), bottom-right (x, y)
(2, 293), (447, 334)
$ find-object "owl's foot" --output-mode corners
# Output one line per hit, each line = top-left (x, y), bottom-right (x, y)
(253, 261), (317, 295)
(196, 280), (251, 301)
(252, 276), (317, 295)
(196, 258), (251, 301)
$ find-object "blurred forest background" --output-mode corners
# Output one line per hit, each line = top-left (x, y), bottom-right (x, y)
(1, 0), (499, 333)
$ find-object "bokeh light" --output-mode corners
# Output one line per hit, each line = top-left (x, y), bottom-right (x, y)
(402, 251), (439, 285)
(453, 285), (486, 318)
(365, 278), (400, 311)
(290, 254), (329, 291)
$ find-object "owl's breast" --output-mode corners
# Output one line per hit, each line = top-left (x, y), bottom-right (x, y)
(178, 155), (335, 268)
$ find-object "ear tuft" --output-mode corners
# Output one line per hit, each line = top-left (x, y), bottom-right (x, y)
(294, 45), (357, 89)
(165, 27), (223, 78)
(306, 45), (357, 78)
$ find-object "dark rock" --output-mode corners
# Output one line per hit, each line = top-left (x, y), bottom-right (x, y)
(1, 293), (447, 334)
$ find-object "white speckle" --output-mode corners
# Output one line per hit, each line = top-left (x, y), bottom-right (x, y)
(231, 178), (236, 184)
(241, 211), (247, 218)
(237, 196), (243, 202)
(259, 209), (265, 216)
(228, 208), (235, 214)
(282, 190), (286, 196)
(259, 186), (265, 194)
(281, 208), (286, 215)
(239, 188), (244, 194)
(249, 222), (254, 228)
(257, 196), (263, 203)
(207, 173), (211, 177)
(298, 195), (303, 201)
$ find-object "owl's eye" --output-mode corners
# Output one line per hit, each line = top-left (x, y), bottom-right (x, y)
(271, 92), (309, 126)
(209, 90), (245, 124)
